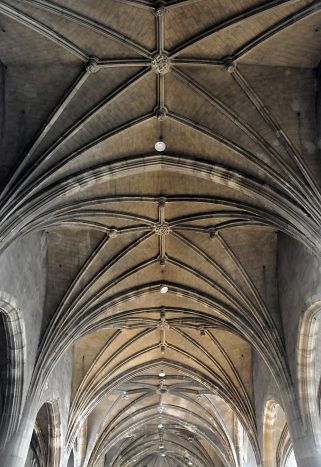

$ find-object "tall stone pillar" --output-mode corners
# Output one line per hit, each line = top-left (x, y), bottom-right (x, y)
(0, 413), (34, 467)
(293, 438), (321, 467)
(288, 411), (321, 467)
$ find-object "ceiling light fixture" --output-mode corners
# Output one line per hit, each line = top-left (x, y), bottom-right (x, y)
(161, 453), (166, 457)
(155, 139), (166, 152)
(159, 369), (166, 377)
(158, 423), (163, 429)
(160, 285), (168, 294)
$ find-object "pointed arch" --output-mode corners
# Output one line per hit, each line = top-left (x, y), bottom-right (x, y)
(47, 400), (62, 467)
(297, 301), (321, 446)
(26, 400), (62, 467)
(263, 400), (278, 467)
(0, 291), (26, 448)
(263, 400), (297, 467)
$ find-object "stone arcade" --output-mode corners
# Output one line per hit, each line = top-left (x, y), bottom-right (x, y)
(1, 1), (321, 466)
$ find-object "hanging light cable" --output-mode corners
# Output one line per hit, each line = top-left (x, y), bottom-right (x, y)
(155, 108), (166, 151)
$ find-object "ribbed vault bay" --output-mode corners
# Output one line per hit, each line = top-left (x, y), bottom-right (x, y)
(1, 0), (321, 466)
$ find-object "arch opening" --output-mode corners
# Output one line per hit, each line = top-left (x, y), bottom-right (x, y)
(25, 401), (61, 467)
(263, 400), (297, 467)
(297, 302), (321, 446)
(0, 293), (26, 448)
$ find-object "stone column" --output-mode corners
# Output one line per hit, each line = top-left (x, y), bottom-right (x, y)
(0, 413), (35, 467)
(293, 438), (321, 467)
(287, 409), (321, 467)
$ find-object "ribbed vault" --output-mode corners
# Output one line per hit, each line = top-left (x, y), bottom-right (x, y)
(1, 0), (321, 465)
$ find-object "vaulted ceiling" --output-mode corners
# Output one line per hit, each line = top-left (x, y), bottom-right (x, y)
(1, 0), (321, 465)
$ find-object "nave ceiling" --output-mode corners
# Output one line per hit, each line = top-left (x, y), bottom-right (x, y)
(1, 0), (321, 465)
